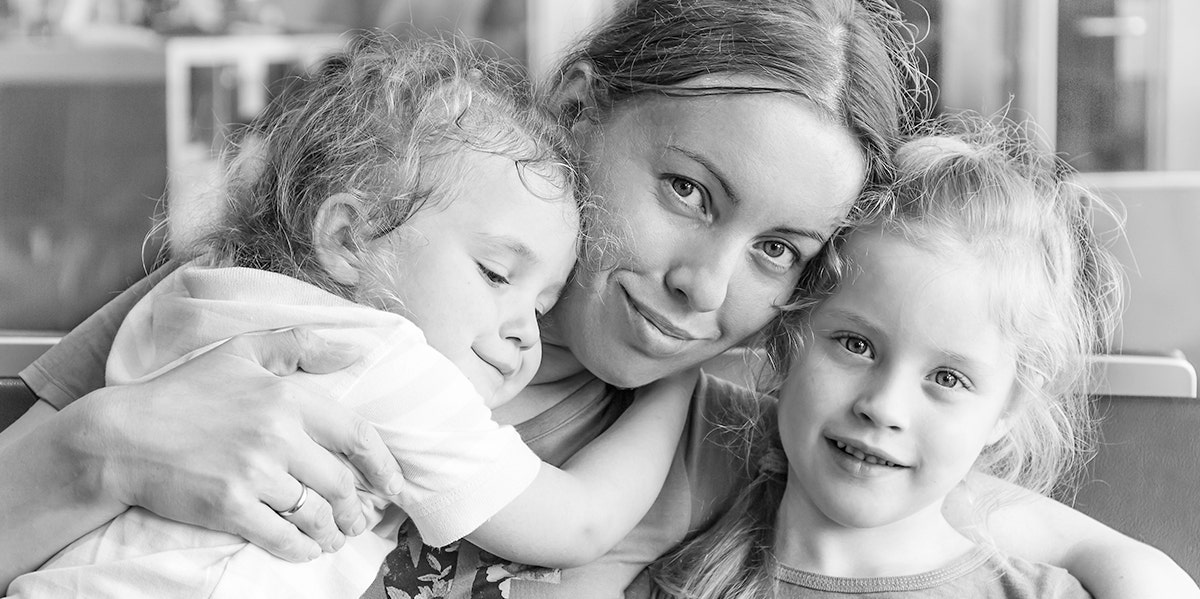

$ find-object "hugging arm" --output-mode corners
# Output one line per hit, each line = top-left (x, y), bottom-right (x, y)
(466, 370), (699, 568)
(949, 474), (1200, 599)
(0, 287), (405, 591)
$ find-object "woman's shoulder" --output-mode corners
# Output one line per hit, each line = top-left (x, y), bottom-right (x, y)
(692, 371), (777, 438)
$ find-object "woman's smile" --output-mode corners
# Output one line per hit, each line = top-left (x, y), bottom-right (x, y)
(620, 285), (717, 356)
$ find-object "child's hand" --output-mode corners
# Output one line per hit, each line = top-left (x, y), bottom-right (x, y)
(77, 327), (405, 562)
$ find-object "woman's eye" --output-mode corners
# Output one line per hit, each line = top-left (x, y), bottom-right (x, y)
(836, 334), (874, 358)
(931, 369), (969, 390)
(755, 239), (799, 270)
(665, 176), (707, 213)
(477, 263), (509, 286)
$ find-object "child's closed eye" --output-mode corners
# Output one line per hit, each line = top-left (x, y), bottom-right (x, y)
(477, 262), (510, 286)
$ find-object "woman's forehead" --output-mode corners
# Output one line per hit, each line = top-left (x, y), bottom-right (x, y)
(623, 91), (863, 206)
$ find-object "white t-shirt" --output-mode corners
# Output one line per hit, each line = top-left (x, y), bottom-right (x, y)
(9, 265), (541, 599)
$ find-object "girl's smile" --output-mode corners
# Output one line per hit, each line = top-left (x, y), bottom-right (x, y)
(826, 436), (908, 472)
(777, 227), (1018, 535)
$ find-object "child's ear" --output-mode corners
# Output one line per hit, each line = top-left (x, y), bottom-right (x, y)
(549, 60), (604, 137)
(313, 193), (366, 287)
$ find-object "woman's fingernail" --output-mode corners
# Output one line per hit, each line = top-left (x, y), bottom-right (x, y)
(386, 472), (404, 495)
(351, 515), (366, 536)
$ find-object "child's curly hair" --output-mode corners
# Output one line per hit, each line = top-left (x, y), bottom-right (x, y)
(176, 29), (578, 301)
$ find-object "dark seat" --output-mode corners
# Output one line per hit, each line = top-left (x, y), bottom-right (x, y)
(0, 376), (39, 432)
(1069, 393), (1200, 583)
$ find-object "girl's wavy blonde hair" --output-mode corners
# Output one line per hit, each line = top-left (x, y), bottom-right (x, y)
(654, 115), (1125, 599)
(175, 29), (578, 301)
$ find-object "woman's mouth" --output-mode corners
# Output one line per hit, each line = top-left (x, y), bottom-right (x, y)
(619, 288), (702, 357)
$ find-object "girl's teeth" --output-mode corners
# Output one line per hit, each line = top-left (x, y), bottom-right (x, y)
(834, 440), (897, 467)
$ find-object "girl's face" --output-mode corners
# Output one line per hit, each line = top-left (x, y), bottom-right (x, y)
(777, 229), (1018, 533)
(546, 77), (866, 388)
(365, 150), (579, 406)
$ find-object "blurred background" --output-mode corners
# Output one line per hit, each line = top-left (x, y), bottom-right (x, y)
(0, 0), (1197, 373)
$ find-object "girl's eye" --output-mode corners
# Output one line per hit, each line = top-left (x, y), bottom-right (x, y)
(477, 263), (509, 286)
(835, 334), (874, 359)
(931, 369), (971, 390)
(665, 176), (707, 213)
(754, 239), (800, 270)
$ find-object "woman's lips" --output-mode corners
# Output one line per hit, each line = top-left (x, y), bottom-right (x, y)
(622, 287), (713, 342)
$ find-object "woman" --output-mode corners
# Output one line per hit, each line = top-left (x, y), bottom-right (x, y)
(1, 0), (1194, 597)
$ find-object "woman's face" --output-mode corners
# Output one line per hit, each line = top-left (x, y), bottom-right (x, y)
(547, 77), (866, 388)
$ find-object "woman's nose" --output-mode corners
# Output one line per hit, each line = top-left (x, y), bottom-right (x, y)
(663, 239), (740, 313)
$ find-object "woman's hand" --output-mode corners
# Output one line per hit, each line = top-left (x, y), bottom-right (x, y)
(2, 327), (405, 588)
(89, 327), (406, 560)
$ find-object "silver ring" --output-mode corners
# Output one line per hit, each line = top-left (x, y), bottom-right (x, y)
(276, 485), (308, 517)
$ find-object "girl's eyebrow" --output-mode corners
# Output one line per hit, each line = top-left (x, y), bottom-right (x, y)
(828, 309), (878, 334)
(478, 233), (569, 299)
(665, 144), (829, 244)
(479, 233), (537, 262)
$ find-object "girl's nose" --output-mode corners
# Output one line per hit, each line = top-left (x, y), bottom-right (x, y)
(853, 375), (912, 431)
(501, 306), (538, 350)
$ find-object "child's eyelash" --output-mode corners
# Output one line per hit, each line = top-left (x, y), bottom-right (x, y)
(477, 263), (509, 285)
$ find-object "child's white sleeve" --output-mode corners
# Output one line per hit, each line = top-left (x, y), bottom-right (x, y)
(309, 323), (541, 548)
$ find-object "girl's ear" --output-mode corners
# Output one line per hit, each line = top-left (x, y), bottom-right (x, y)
(314, 193), (366, 287)
(549, 60), (603, 136)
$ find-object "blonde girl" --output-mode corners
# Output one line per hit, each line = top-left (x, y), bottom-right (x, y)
(655, 118), (1124, 598)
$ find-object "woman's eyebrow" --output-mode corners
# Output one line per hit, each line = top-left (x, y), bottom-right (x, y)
(777, 225), (829, 244)
(666, 144), (741, 205)
(666, 144), (828, 244)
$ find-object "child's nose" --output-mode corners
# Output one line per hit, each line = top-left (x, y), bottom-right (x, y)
(501, 307), (538, 350)
(853, 376), (912, 431)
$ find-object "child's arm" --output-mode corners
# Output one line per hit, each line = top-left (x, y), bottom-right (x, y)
(465, 369), (699, 568)
(950, 474), (1200, 599)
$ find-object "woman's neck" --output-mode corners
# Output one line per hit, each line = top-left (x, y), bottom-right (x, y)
(773, 480), (975, 579)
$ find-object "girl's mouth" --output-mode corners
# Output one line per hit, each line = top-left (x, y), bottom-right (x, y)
(830, 438), (906, 469)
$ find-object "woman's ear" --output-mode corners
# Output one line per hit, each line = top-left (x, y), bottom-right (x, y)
(549, 60), (603, 135)
(313, 193), (366, 287)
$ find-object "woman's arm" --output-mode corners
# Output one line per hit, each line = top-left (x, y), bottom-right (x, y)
(466, 370), (699, 568)
(0, 329), (405, 592)
(951, 474), (1200, 598)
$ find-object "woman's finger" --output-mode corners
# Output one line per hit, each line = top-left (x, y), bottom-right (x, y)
(284, 432), (368, 540)
(296, 395), (405, 499)
(264, 481), (345, 554)
(236, 502), (324, 563)
(218, 328), (362, 376)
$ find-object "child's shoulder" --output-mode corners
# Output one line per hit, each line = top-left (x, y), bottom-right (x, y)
(978, 551), (1093, 598)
